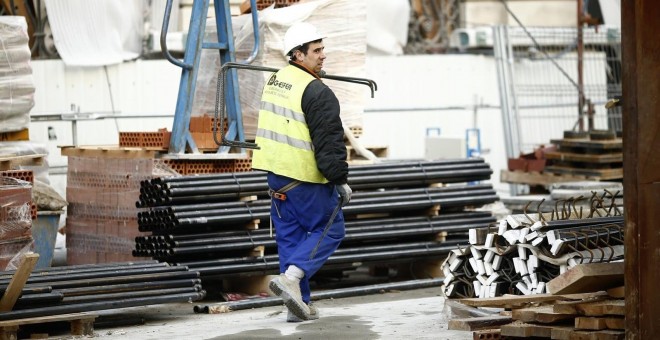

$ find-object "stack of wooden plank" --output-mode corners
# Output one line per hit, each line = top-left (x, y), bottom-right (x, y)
(447, 261), (626, 339)
(544, 135), (623, 181)
(500, 131), (623, 189)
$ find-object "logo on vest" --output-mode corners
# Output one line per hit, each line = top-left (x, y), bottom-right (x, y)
(267, 75), (293, 90)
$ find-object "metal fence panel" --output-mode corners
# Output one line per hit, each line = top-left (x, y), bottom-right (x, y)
(495, 25), (622, 156)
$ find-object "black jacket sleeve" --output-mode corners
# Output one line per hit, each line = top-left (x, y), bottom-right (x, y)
(302, 79), (348, 184)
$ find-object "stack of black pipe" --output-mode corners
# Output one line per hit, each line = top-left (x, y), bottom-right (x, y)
(134, 158), (499, 278)
(0, 261), (204, 321)
(136, 159), (494, 207)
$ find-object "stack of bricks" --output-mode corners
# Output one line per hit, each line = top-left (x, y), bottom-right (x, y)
(118, 114), (228, 151)
(118, 128), (171, 149)
(0, 174), (33, 269)
(65, 157), (156, 264)
(161, 158), (253, 176)
(64, 154), (254, 264)
(188, 114), (229, 151)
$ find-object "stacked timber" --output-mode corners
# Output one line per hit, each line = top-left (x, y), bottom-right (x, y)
(500, 131), (623, 190)
(544, 131), (623, 180)
(450, 285), (625, 339)
(504, 297), (625, 339)
(133, 159), (499, 281)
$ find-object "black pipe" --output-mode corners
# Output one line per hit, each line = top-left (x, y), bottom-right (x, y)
(137, 212), (493, 246)
(194, 277), (445, 313)
(154, 219), (490, 255)
(167, 192), (498, 228)
(0, 266), (189, 287)
(143, 197), (497, 231)
(0, 262), (170, 281)
(0, 286), (52, 296)
(0, 291), (206, 321)
(193, 241), (463, 276)
(167, 200), (270, 213)
(58, 286), (202, 305)
(13, 292), (64, 308)
(57, 278), (202, 297)
(147, 176), (492, 202)
(149, 158), (485, 185)
(347, 158), (486, 171)
(22, 271), (200, 290)
(146, 163), (490, 192)
(174, 254), (280, 268)
(161, 175), (266, 189)
(137, 160), (495, 208)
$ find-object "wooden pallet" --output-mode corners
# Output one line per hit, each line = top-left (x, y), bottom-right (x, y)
(543, 166), (623, 180)
(549, 138), (623, 150)
(453, 290), (625, 340)
(0, 313), (97, 340)
(500, 170), (602, 186)
(346, 145), (388, 161)
(0, 129), (29, 142)
(545, 151), (623, 164)
(0, 154), (46, 171)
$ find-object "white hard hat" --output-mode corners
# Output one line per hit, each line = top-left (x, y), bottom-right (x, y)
(283, 22), (325, 56)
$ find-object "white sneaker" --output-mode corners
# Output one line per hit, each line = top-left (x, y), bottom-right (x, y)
(287, 303), (319, 322)
(269, 274), (310, 320)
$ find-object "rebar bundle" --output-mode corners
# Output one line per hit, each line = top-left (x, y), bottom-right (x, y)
(441, 192), (624, 299)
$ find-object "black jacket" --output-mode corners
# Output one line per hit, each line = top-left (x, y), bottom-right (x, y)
(291, 62), (348, 185)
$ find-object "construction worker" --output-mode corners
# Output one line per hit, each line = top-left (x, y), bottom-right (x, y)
(251, 22), (351, 322)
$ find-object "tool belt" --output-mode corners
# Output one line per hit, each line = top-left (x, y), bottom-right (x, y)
(268, 180), (302, 237)
(268, 180), (302, 201)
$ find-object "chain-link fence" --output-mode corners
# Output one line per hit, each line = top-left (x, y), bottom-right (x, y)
(494, 25), (622, 156)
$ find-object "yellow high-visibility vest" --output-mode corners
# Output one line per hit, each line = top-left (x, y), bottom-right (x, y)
(252, 65), (328, 184)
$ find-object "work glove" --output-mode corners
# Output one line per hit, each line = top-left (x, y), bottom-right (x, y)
(336, 183), (352, 207)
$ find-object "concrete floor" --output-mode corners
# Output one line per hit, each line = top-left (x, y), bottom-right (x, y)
(88, 287), (475, 340)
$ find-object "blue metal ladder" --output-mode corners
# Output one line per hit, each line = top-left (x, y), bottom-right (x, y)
(160, 0), (260, 155)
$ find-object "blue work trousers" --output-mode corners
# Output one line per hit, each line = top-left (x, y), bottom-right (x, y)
(268, 173), (346, 303)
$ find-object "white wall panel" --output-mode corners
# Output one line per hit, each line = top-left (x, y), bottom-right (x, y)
(362, 55), (508, 194)
(29, 59), (179, 187)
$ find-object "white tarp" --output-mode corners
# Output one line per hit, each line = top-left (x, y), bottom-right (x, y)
(44, 0), (144, 66)
(366, 0), (410, 55)
(0, 16), (34, 132)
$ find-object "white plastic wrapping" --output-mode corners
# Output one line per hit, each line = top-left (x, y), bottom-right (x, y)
(0, 141), (51, 184)
(0, 16), (34, 132)
(192, 0), (368, 140)
(0, 177), (32, 240)
(43, 0), (144, 66)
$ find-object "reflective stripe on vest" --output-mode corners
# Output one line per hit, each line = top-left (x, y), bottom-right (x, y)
(251, 65), (328, 184)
